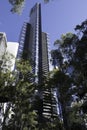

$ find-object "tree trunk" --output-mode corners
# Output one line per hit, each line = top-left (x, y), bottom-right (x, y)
(2, 103), (11, 130)
(61, 102), (70, 130)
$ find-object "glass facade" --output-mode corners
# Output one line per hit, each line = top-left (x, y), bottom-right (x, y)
(17, 3), (58, 120)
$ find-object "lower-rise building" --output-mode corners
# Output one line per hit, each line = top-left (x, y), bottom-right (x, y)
(0, 32), (7, 61)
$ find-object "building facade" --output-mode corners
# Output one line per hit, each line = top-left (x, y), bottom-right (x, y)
(17, 3), (57, 121)
(0, 32), (7, 61)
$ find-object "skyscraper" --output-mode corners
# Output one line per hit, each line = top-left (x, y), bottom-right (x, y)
(18, 3), (57, 121)
(18, 3), (43, 83)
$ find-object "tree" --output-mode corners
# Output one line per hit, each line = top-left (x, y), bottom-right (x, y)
(51, 29), (87, 130)
(50, 32), (85, 130)
(50, 69), (73, 130)
(0, 58), (38, 130)
(8, 0), (25, 14)
(8, 0), (53, 14)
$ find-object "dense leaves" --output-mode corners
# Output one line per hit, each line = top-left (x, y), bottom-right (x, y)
(8, 0), (25, 14)
(0, 59), (38, 130)
(51, 29), (87, 130)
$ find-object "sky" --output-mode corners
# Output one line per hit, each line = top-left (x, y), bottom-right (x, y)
(0, 0), (87, 49)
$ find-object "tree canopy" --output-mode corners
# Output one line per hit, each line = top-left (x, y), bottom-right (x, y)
(50, 21), (87, 130)
(8, 0), (53, 14)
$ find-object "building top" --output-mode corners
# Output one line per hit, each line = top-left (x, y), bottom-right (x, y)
(0, 32), (7, 60)
(30, 3), (40, 17)
(6, 42), (19, 71)
(0, 32), (7, 47)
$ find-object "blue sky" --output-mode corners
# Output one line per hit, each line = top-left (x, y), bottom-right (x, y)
(0, 0), (87, 49)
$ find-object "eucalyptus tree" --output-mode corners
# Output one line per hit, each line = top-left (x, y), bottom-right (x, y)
(8, 0), (53, 14)
(75, 19), (87, 80)
(73, 20), (87, 121)
(8, 0), (25, 14)
(0, 57), (38, 130)
(51, 33), (80, 130)
(51, 33), (78, 71)
(51, 30), (87, 129)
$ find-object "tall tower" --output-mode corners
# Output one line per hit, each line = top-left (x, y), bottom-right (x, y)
(18, 3), (42, 83)
(29, 3), (43, 83)
(17, 3), (57, 121)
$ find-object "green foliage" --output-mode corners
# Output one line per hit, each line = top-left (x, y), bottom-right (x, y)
(75, 19), (87, 35)
(8, 0), (25, 14)
(0, 59), (38, 130)
(0, 52), (15, 102)
(51, 30), (87, 130)
(8, 0), (54, 14)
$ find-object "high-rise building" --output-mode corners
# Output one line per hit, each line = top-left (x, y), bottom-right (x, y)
(18, 3), (43, 83)
(17, 3), (57, 121)
(0, 32), (7, 61)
